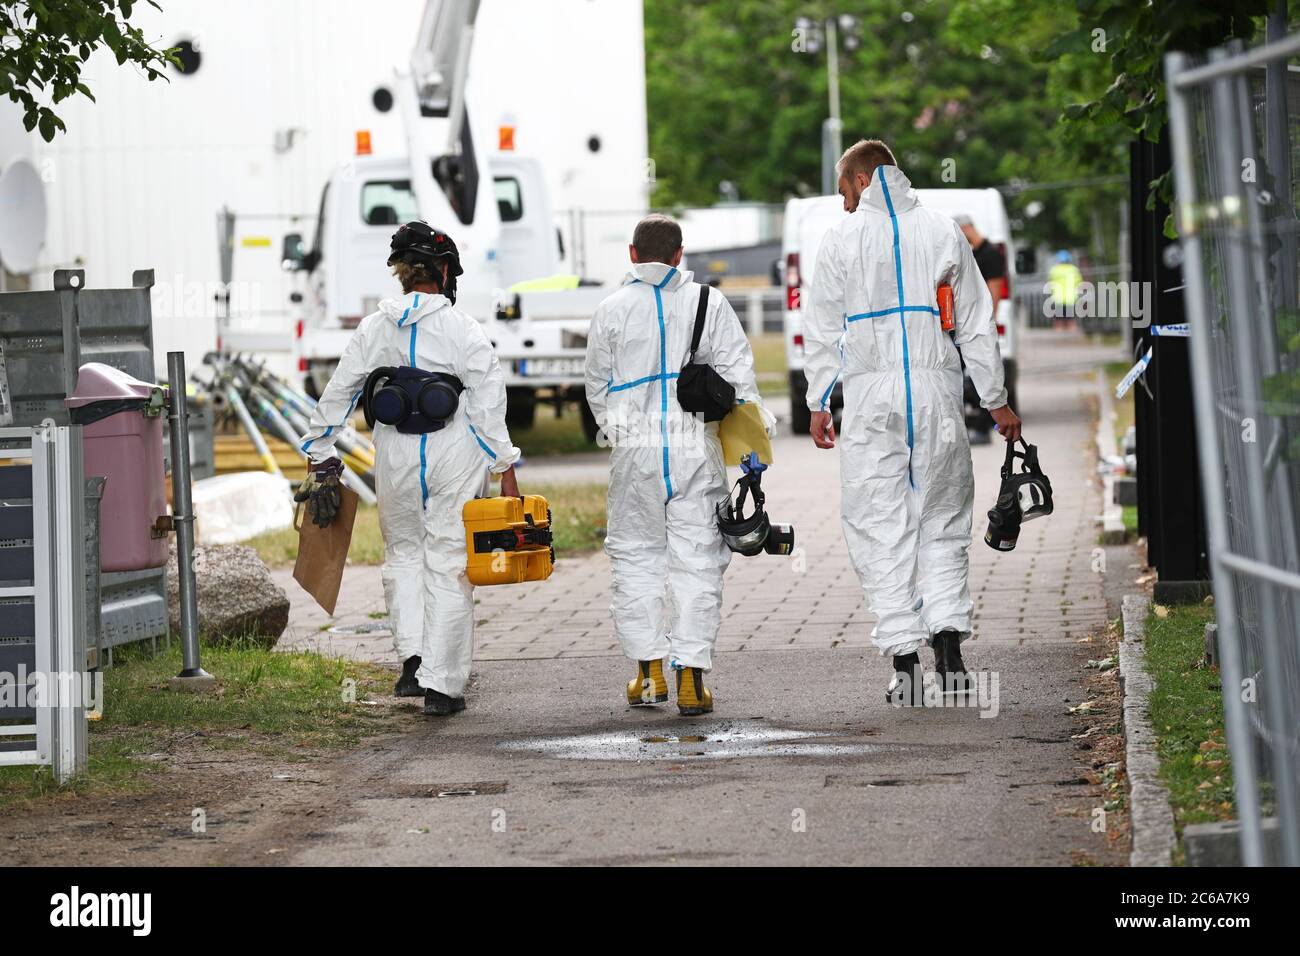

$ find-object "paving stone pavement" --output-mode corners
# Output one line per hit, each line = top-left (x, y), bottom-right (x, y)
(274, 329), (1122, 667)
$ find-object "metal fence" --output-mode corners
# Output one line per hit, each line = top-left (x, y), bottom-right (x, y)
(1167, 28), (1300, 866)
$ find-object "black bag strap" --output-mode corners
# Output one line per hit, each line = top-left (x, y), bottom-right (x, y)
(689, 284), (710, 360)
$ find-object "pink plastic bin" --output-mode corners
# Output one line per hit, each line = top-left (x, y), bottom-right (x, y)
(65, 363), (168, 572)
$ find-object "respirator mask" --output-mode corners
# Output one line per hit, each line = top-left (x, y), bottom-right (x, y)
(715, 453), (795, 557)
(362, 366), (464, 434)
(984, 438), (1053, 551)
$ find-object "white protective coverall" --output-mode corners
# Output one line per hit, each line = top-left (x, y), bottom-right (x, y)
(300, 291), (520, 696)
(585, 262), (770, 671)
(804, 166), (1007, 657)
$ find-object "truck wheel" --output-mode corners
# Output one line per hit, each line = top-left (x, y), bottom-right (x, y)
(790, 400), (811, 436)
(505, 388), (537, 430)
(580, 398), (600, 444)
(789, 370), (811, 435)
(303, 375), (320, 402)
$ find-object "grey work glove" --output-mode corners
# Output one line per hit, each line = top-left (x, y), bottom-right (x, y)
(295, 457), (344, 528)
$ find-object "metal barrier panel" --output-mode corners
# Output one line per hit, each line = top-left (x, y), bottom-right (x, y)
(1166, 31), (1300, 866)
(0, 425), (88, 781)
(0, 271), (168, 654)
(0, 270), (156, 427)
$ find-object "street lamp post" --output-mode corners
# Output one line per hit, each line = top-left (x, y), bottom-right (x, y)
(796, 13), (859, 194)
(825, 15), (842, 176)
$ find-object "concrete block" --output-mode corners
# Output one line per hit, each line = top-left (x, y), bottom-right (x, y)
(1113, 475), (1137, 506)
(1184, 817), (1282, 866)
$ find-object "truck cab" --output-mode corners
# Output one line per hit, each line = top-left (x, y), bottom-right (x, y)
(276, 0), (611, 438)
(284, 150), (601, 434)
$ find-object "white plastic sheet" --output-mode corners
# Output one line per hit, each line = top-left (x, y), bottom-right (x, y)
(191, 471), (294, 545)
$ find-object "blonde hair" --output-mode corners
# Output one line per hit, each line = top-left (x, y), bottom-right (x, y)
(392, 259), (437, 294)
(836, 139), (897, 183)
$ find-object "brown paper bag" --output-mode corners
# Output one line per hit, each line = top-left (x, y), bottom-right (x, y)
(292, 486), (359, 615)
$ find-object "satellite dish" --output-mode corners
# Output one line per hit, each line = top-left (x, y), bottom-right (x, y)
(0, 157), (47, 274)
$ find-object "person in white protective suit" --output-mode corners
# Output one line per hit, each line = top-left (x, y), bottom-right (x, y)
(585, 214), (773, 716)
(803, 140), (1022, 706)
(298, 221), (521, 716)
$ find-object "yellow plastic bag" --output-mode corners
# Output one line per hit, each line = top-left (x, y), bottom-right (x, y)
(718, 402), (774, 467)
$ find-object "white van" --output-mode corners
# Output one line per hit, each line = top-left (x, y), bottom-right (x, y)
(781, 188), (1021, 434)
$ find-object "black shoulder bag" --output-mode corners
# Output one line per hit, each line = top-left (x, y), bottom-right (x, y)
(676, 284), (736, 422)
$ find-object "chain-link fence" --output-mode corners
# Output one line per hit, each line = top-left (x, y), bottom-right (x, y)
(1167, 29), (1300, 866)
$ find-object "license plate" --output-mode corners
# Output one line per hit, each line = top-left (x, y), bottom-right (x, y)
(519, 358), (584, 377)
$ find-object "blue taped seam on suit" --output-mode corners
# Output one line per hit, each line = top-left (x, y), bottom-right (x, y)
(301, 387), (364, 453)
(878, 167), (915, 485)
(616, 267), (679, 500)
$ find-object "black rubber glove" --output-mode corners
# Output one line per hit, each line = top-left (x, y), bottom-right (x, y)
(295, 457), (344, 529)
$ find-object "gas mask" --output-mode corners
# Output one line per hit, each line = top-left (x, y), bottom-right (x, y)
(362, 366), (464, 434)
(984, 438), (1053, 552)
(715, 453), (795, 557)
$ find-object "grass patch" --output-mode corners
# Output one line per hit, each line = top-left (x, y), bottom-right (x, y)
(0, 641), (399, 809)
(1143, 602), (1236, 861)
(1122, 504), (1138, 535)
(751, 332), (789, 397)
(535, 481), (608, 555)
(249, 480), (609, 567)
(514, 402), (600, 457)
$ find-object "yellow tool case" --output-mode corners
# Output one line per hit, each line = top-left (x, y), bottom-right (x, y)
(462, 495), (555, 586)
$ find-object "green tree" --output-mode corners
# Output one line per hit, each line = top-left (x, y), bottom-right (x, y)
(644, 0), (1126, 251)
(1, 0), (177, 141)
(1040, 0), (1276, 232)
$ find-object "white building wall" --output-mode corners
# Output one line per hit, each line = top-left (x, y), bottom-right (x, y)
(14, 0), (647, 371)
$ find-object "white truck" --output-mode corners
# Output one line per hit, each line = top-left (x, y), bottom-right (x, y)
(780, 188), (1022, 435)
(274, 0), (612, 437)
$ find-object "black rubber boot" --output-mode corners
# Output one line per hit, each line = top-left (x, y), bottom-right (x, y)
(422, 688), (466, 716)
(886, 652), (925, 707)
(932, 631), (973, 698)
(395, 655), (422, 698)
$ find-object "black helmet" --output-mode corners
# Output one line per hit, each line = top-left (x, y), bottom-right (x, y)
(387, 221), (464, 303)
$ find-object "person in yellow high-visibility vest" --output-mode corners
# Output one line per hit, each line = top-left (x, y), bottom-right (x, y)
(1047, 250), (1083, 330)
(508, 274), (582, 293)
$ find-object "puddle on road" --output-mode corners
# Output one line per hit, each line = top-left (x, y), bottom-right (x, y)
(500, 722), (896, 761)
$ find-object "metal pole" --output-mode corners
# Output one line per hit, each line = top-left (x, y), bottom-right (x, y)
(1264, 3), (1297, 318)
(225, 379), (283, 477)
(1165, 49), (1265, 865)
(167, 352), (209, 681)
(49, 424), (88, 782)
(1210, 47), (1300, 866)
(826, 17), (842, 159)
(821, 17), (843, 196)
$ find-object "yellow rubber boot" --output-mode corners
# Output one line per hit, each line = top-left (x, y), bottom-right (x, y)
(627, 659), (668, 705)
(675, 667), (713, 716)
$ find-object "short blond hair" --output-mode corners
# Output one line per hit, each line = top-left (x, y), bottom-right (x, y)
(836, 139), (897, 183)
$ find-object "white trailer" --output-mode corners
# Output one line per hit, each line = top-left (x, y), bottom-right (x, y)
(1, 0), (648, 426)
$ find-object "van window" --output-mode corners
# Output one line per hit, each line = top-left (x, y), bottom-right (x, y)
(361, 181), (419, 226)
(494, 177), (524, 222)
